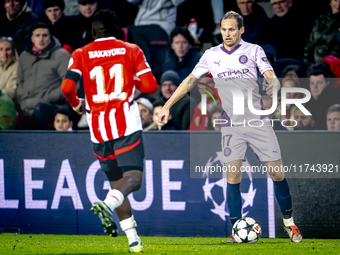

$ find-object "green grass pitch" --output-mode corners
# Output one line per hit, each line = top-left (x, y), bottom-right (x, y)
(1, 235), (340, 254)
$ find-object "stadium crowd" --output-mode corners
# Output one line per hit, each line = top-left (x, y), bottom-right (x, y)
(0, 0), (339, 131)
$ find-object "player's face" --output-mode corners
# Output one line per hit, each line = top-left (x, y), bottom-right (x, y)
(220, 18), (244, 50)
(138, 104), (153, 127)
(4, 0), (21, 16)
(294, 109), (314, 130)
(45, 6), (63, 24)
(327, 111), (340, 130)
(271, 0), (292, 17)
(54, 113), (72, 131)
(161, 81), (178, 99)
(237, 0), (254, 16)
(309, 74), (329, 100)
(78, 2), (97, 18)
(0, 41), (13, 64)
(282, 80), (299, 99)
(31, 28), (51, 50)
(330, 0), (340, 14)
(171, 34), (191, 59)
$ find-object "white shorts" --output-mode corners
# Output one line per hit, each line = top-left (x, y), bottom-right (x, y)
(220, 120), (281, 163)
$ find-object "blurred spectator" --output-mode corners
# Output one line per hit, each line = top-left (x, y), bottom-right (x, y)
(189, 77), (216, 131)
(163, 27), (201, 81)
(261, 94), (287, 130)
(274, 74), (300, 127)
(159, 70), (196, 130)
(63, 0), (79, 16)
(293, 108), (315, 130)
(42, 0), (70, 46)
(0, 90), (16, 129)
(262, 45), (277, 65)
(136, 97), (153, 130)
(322, 56), (340, 88)
(127, 0), (186, 81)
(304, 0), (340, 63)
(207, 106), (222, 131)
(64, 0), (98, 52)
(305, 62), (340, 130)
(98, 0), (138, 27)
(176, 0), (215, 44)
(265, 0), (313, 60)
(326, 104), (340, 130)
(147, 101), (180, 130)
(0, 0), (39, 54)
(210, 0), (223, 36)
(0, 37), (18, 99)
(15, 22), (70, 129)
(236, 0), (269, 45)
(53, 108), (73, 131)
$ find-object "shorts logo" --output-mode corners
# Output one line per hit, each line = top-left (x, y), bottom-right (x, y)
(239, 55), (248, 64)
(224, 147), (232, 157)
(262, 57), (268, 62)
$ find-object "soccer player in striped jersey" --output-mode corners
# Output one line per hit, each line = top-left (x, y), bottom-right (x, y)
(158, 11), (302, 243)
(61, 10), (157, 253)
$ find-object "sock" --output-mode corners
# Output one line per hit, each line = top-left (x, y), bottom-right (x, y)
(227, 182), (242, 226)
(120, 216), (140, 246)
(103, 189), (124, 211)
(283, 217), (295, 227)
(273, 178), (293, 219)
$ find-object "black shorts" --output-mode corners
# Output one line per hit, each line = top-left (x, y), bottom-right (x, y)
(93, 131), (144, 181)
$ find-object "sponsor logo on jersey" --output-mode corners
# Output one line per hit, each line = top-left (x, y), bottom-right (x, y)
(217, 69), (249, 78)
(262, 57), (268, 62)
(88, 48), (126, 59)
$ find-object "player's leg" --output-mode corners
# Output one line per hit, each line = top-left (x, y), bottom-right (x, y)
(266, 159), (302, 242)
(247, 122), (302, 242)
(226, 159), (243, 226)
(225, 159), (243, 243)
(221, 126), (247, 243)
(110, 182), (143, 253)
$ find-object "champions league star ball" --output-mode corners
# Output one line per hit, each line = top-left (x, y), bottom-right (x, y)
(232, 217), (261, 243)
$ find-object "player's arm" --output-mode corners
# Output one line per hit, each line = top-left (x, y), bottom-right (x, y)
(136, 72), (157, 94)
(61, 70), (85, 115)
(158, 73), (199, 124)
(262, 70), (281, 97)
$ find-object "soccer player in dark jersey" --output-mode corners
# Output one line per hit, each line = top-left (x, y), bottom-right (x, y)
(61, 10), (157, 253)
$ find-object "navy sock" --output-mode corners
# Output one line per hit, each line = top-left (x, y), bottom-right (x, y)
(273, 178), (293, 218)
(227, 182), (242, 226)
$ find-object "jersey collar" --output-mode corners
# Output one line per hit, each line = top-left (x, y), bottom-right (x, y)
(220, 39), (243, 55)
(94, 37), (117, 42)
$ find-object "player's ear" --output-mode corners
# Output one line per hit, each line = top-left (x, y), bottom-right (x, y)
(92, 28), (97, 40)
(240, 26), (245, 35)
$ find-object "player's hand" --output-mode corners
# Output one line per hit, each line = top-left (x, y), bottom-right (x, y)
(158, 107), (170, 124)
(73, 98), (85, 115)
(263, 83), (278, 97)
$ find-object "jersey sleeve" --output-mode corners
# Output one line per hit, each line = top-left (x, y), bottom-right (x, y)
(255, 46), (273, 74)
(67, 49), (83, 75)
(134, 46), (152, 77)
(192, 52), (210, 79)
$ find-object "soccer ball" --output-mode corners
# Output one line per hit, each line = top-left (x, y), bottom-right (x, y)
(232, 217), (261, 243)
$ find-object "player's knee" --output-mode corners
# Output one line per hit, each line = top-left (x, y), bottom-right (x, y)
(128, 176), (142, 191)
(124, 171), (143, 192)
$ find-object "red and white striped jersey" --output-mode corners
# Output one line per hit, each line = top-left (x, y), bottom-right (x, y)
(67, 37), (152, 143)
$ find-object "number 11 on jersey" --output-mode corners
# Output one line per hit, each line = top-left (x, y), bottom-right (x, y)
(91, 64), (127, 103)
